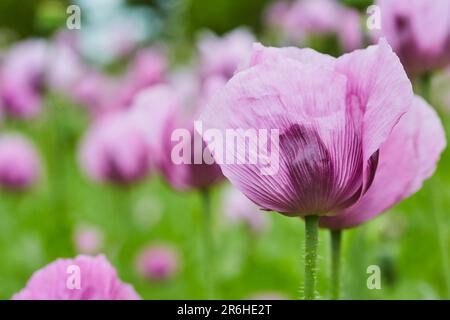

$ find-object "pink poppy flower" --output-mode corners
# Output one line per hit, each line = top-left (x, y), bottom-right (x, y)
(12, 255), (140, 300)
(372, 0), (450, 74)
(222, 186), (267, 234)
(0, 133), (41, 191)
(136, 244), (179, 281)
(73, 225), (103, 254)
(320, 96), (446, 229)
(117, 48), (167, 108)
(79, 111), (152, 185)
(0, 39), (47, 118)
(198, 28), (255, 80)
(46, 34), (86, 94)
(199, 40), (414, 217)
(72, 71), (119, 117)
(139, 74), (226, 191)
(266, 0), (362, 52)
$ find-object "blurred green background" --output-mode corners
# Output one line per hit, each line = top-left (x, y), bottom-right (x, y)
(0, 0), (449, 300)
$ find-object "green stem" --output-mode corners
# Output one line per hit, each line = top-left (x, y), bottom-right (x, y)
(330, 229), (342, 300)
(421, 72), (432, 104)
(48, 102), (73, 258)
(304, 215), (319, 300)
(201, 188), (215, 299)
(111, 185), (133, 261)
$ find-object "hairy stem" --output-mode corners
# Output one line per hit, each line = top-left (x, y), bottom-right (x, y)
(330, 229), (342, 300)
(304, 215), (319, 300)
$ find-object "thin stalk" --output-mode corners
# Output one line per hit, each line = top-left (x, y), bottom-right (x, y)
(110, 185), (133, 261)
(421, 75), (450, 297)
(304, 215), (319, 300)
(48, 102), (73, 258)
(421, 72), (432, 104)
(330, 229), (342, 300)
(201, 188), (215, 299)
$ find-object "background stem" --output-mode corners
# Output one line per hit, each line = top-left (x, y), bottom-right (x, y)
(201, 188), (215, 299)
(421, 72), (432, 104)
(304, 215), (319, 300)
(330, 229), (342, 300)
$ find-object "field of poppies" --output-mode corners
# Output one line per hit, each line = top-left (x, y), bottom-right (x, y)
(1, 0), (450, 300)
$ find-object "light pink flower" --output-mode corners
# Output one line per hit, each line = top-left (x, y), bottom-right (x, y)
(320, 96), (445, 229)
(0, 39), (47, 118)
(79, 111), (152, 185)
(128, 85), (180, 167)
(74, 225), (103, 254)
(136, 74), (226, 191)
(117, 48), (167, 107)
(72, 71), (119, 117)
(136, 244), (179, 281)
(200, 41), (413, 217)
(265, 1), (290, 29)
(198, 28), (255, 80)
(0, 133), (41, 191)
(46, 34), (86, 94)
(266, 0), (362, 52)
(373, 0), (450, 74)
(12, 255), (140, 300)
(222, 187), (267, 234)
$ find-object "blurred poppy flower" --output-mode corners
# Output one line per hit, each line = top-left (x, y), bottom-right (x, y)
(265, 0), (362, 52)
(12, 255), (140, 300)
(46, 33), (86, 94)
(372, 0), (450, 74)
(136, 244), (179, 281)
(222, 186), (267, 234)
(197, 28), (255, 80)
(79, 110), (152, 185)
(0, 133), (41, 191)
(117, 48), (167, 108)
(134, 72), (225, 191)
(0, 39), (47, 118)
(73, 225), (103, 254)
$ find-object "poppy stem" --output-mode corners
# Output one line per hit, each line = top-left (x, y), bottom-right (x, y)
(330, 229), (342, 300)
(421, 72), (432, 104)
(304, 215), (319, 300)
(201, 188), (215, 299)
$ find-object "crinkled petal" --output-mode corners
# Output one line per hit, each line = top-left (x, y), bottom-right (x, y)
(320, 96), (446, 229)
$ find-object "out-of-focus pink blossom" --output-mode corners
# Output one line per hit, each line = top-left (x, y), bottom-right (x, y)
(320, 96), (446, 229)
(157, 75), (226, 191)
(73, 225), (103, 254)
(265, 1), (290, 29)
(136, 244), (179, 281)
(372, 0), (450, 74)
(0, 39), (47, 118)
(222, 187), (267, 234)
(12, 255), (140, 300)
(72, 71), (119, 117)
(128, 85), (179, 167)
(46, 34), (86, 94)
(131, 69), (225, 191)
(200, 41), (413, 217)
(0, 133), (41, 191)
(79, 111), (152, 185)
(265, 0), (362, 52)
(117, 48), (167, 108)
(198, 28), (255, 80)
